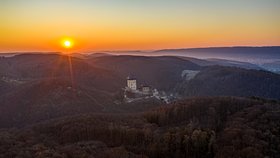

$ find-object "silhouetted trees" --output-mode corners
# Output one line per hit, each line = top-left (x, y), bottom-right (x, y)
(0, 97), (279, 158)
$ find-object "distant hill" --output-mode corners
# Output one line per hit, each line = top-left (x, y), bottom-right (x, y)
(87, 55), (280, 99)
(178, 56), (262, 70)
(177, 66), (280, 99)
(88, 52), (114, 58)
(0, 53), (18, 57)
(0, 54), (123, 91)
(205, 58), (263, 70)
(0, 54), (125, 127)
(154, 46), (280, 63)
(98, 46), (280, 63)
(3, 46), (280, 63)
(88, 55), (201, 91)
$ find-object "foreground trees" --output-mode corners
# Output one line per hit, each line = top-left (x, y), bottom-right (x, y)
(0, 97), (279, 158)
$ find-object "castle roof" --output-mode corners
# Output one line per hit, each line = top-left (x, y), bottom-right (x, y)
(127, 76), (136, 80)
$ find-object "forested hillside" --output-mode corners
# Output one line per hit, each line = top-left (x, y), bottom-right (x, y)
(1, 97), (279, 158)
(178, 66), (280, 99)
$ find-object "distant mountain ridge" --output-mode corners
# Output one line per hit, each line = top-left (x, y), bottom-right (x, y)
(154, 46), (280, 62)
(2, 46), (279, 59)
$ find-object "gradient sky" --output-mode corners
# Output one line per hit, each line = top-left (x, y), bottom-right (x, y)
(0, 0), (280, 52)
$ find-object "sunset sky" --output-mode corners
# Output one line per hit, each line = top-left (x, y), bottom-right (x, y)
(0, 0), (280, 52)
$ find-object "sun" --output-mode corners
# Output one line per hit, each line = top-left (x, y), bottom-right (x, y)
(64, 41), (71, 47)
(62, 39), (74, 49)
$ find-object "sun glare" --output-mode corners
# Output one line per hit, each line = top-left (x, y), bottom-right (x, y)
(62, 39), (73, 49)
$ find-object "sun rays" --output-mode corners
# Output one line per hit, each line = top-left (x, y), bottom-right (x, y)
(58, 37), (76, 93)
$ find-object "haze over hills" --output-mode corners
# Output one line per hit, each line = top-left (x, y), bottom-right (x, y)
(2, 46), (280, 61)
(86, 46), (280, 62)
(91, 46), (280, 74)
(154, 46), (280, 63)
(2, 46), (279, 72)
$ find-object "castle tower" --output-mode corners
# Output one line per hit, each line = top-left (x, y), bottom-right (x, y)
(127, 77), (137, 91)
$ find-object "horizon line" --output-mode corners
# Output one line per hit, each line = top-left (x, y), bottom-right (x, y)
(0, 45), (280, 54)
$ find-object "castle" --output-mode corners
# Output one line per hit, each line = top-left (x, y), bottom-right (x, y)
(126, 77), (151, 94)
(127, 77), (137, 91)
(124, 77), (172, 103)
